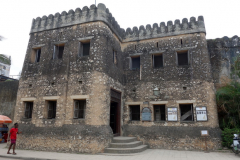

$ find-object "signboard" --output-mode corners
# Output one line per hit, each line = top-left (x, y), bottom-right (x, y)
(142, 107), (151, 121)
(201, 130), (209, 136)
(168, 108), (178, 121)
(196, 107), (208, 121)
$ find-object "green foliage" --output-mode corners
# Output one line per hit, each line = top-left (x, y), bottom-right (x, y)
(222, 128), (240, 148)
(216, 81), (240, 128)
(233, 56), (240, 79)
(216, 55), (240, 129)
(5, 79), (13, 82)
(0, 54), (11, 65)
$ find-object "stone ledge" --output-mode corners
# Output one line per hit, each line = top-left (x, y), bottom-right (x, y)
(176, 100), (196, 103)
(149, 50), (166, 54)
(77, 36), (94, 41)
(70, 95), (89, 99)
(125, 102), (143, 105)
(150, 101), (168, 104)
(21, 97), (36, 101)
(52, 40), (68, 45)
(43, 96), (60, 100)
(32, 44), (45, 48)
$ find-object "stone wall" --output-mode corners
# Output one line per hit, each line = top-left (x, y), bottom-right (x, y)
(15, 21), (124, 153)
(124, 126), (221, 150)
(13, 3), (223, 153)
(121, 33), (221, 150)
(207, 36), (240, 88)
(31, 3), (205, 42)
(18, 124), (112, 153)
(0, 81), (19, 121)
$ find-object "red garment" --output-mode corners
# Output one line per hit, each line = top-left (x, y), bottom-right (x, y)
(10, 128), (18, 139)
(3, 133), (8, 143)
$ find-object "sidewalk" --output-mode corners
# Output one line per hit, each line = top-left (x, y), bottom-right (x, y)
(0, 143), (239, 160)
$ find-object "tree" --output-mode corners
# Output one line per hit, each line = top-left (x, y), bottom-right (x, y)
(216, 81), (240, 128)
(216, 55), (240, 129)
(0, 54), (11, 65)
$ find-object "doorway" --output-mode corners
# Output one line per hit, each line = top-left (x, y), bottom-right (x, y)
(110, 102), (118, 134)
(110, 89), (121, 136)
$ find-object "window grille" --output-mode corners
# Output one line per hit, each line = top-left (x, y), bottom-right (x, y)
(130, 105), (140, 120)
(48, 101), (57, 119)
(25, 102), (33, 119)
(74, 100), (86, 119)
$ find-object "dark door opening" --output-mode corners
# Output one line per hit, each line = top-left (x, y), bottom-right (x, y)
(110, 102), (118, 135)
(110, 89), (121, 136)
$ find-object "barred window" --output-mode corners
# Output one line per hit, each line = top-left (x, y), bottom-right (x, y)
(153, 54), (163, 68)
(25, 102), (33, 119)
(31, 48), (41, 63)
(113, 50), (117, 64)
(130, 105), (140, 121)
(48, 101), (57, 119)
(74, 100), (86, 119)
(53, 44), (64, 60)
(78, 41), (90, 57)
(177, 50), (188, 66)
(154, 105), (165, 121)
(131, 56), (140, 70)
(180, 104), (194, 121)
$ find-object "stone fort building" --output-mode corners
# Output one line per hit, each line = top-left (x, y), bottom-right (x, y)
(11, 3), (240, 153)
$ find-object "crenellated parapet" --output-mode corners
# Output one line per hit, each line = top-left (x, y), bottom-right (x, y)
(31, 3), (206, 42)
(123, 16), (205, 42)
(207, 35), (240, 48)
(31, 3), (125, 40)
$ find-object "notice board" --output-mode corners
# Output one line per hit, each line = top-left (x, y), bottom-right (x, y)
(196, 107), (208, 121)
(168, 107), (178, 121)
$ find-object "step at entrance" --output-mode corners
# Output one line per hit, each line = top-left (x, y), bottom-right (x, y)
(104, 136), (148, 154)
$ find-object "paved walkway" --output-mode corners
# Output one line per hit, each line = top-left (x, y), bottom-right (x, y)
(0, 143), (239, 160)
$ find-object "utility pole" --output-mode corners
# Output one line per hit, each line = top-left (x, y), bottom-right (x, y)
(95, 0), (96, 6)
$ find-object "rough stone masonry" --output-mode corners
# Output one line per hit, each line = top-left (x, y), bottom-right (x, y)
(11, 3), (239, 153)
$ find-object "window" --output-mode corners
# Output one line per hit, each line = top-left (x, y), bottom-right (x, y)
(180, 104), (194, 121)
(177, 50), (188, 65)
(53, 44), (64, 59)
(79, 41), (90, 56)
(131, 56), (140, 70)
(24, 102), (33, 119)
(113, 50), (117, 64)
(3, 66), (6, 70)
(74, 100), (86, 119)
(130, 105), (140, 121)
(47, 101), (57, 119)
(153, 54), (163, 68)
(154, 105), (165, 121)
(31, 48), (41, 63)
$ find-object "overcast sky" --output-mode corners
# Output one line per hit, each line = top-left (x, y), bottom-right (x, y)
(0, 0), (239, 76)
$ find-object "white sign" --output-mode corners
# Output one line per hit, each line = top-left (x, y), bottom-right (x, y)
(196, 107), (207, 121)
(201, 130), (209, 136)
(168, 108), (178, 121)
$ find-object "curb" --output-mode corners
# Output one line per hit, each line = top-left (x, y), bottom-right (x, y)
(0, 155), (55, 160)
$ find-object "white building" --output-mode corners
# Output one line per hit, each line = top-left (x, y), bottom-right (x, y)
(0, 54), (11, 77)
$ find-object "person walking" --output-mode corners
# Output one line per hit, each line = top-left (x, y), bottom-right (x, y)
(7, 123), (21, 155)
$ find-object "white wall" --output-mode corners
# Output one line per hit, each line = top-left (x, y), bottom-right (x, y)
(0, 62), (10, 77)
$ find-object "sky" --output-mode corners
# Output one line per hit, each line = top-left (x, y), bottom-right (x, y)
(0, 0), (239, 77)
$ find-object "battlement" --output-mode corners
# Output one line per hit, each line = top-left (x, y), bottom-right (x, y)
(207, 35), (240, 48)
(124, 16), (205, 41)
(30, 3), (206, 42)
